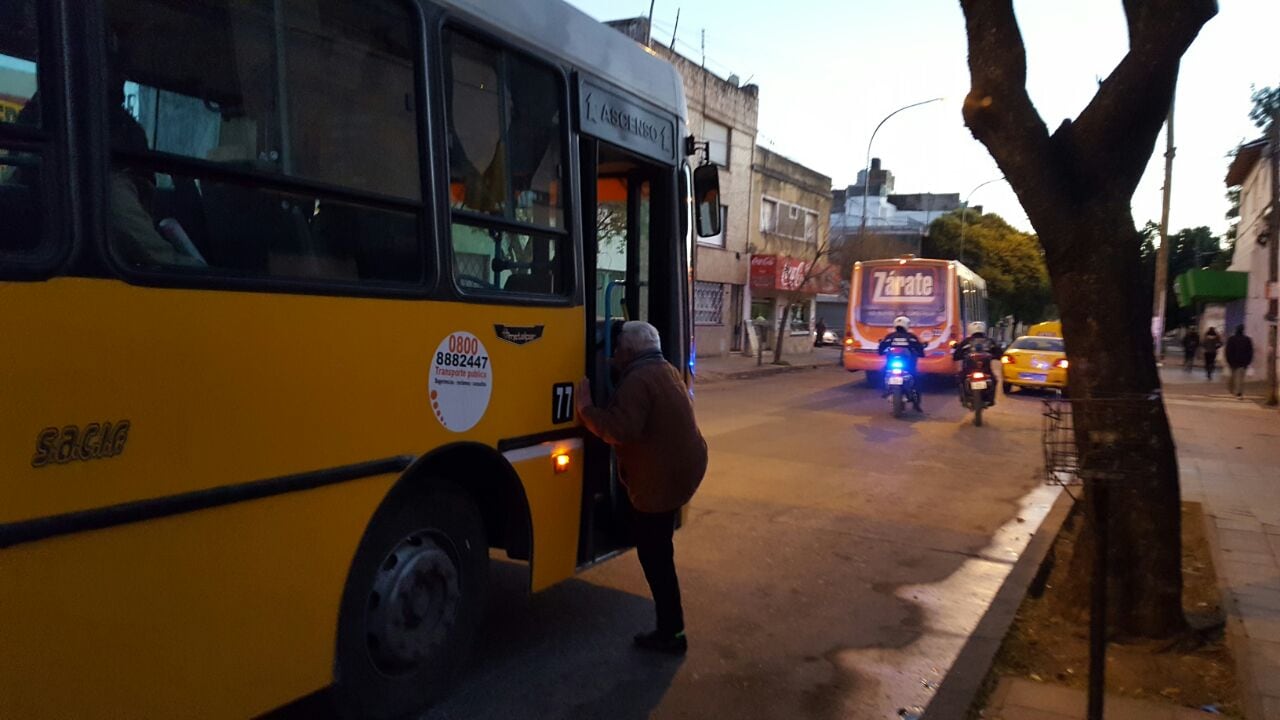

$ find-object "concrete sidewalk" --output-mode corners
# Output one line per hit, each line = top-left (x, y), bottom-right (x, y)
(1163, 368), (1280, 720)
(692, 345), (844, 384)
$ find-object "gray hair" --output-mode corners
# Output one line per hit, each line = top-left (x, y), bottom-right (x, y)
(619, 321), (662, 354)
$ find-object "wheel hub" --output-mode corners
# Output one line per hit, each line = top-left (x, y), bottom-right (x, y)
(365, 531), (460, 675)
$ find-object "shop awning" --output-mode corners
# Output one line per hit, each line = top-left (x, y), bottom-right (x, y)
(1174, 269), (1247, 308)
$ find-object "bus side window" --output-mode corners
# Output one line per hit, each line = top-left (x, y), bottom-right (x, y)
(0, 0), (55, 267)
(102, 0), (426, 286)
(443, 28), (569, 298)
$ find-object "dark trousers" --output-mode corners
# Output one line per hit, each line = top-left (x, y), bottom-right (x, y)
(633, 509), (684, 635)
(1205, 351), (1218, 379)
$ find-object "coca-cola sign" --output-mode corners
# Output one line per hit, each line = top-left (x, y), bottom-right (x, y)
(750, 254), (813, 292)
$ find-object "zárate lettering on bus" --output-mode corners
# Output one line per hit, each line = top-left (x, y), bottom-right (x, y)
(862, 267), (947, 327)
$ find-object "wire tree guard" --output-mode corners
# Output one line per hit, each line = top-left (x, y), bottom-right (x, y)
(1040, 393), (1167, 720)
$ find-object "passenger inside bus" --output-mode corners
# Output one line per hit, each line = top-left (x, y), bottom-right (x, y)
(101, 0), (424, 284)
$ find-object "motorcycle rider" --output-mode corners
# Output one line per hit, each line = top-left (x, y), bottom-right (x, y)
(878, 316), (926, 412)
(953, 321), (1001, 406)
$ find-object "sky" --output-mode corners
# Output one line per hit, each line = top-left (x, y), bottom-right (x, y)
(567, 0), (1278, 239)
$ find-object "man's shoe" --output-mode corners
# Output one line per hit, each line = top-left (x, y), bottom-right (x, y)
(633, 630), (688, 656)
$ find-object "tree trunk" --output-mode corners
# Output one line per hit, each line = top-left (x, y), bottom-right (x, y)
(1044, 205), (1185, 638)
(958, 0), (1216, 640)
(772, 302), (791, 364)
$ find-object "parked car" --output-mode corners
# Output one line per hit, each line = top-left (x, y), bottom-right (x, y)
(1000, 335), (1068, 394)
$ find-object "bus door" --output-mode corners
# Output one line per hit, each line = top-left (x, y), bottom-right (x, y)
(578, 138), (680, 562)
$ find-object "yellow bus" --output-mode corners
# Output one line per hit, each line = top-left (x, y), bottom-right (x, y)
(0, 1), (719, 717)
(1027, 320), (1063, 338)
(842, 256), (988, 379)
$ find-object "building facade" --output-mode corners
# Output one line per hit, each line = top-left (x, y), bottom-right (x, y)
(1224, 136), (1278, 381)
(608, 18), (760, 357)
(747, 147), (833, 356)
(829, 158), (967, 262)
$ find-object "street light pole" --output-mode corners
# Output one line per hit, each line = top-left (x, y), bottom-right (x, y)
(858, 97), (944, 250)
(959, 176), (1005, 264)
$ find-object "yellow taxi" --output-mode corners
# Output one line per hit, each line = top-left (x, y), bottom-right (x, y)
(1000, 335), (1068, 393)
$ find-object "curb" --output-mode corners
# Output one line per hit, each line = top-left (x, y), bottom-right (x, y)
(920, 487), (1077, 719)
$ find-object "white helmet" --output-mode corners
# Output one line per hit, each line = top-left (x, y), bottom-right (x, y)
(968, 321), (987, 335)
(894, 316), (911, 330)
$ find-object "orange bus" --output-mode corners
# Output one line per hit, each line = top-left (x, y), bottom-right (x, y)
(842, 257), (988, 378)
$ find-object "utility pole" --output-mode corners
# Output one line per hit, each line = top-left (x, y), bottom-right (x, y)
(1152, 91), (1175, 362)
(1267, 112), (1279, 406)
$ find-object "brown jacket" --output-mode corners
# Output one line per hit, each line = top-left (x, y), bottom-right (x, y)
(579, 357), (708, 513)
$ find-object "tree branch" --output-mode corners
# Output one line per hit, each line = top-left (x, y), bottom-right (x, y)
(959, 0), (1066, 233)
(1071, 0), (1218, 197)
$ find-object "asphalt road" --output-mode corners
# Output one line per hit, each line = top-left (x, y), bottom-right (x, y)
(418, 366), (1059, 720)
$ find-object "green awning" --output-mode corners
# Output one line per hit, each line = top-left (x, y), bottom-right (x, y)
(1174, 269), (1248, 308)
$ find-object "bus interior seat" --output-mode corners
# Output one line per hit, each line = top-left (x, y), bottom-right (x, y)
(503, 270), (553, 294)
(199, 181), (297, 275)
(312, 202), (419, 283)
(0, 181), (40, 255)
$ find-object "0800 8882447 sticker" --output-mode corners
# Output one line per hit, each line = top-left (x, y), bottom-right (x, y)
(428, 331), (493, 432)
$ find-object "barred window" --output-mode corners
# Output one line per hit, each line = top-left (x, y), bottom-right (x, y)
(694, 281), (723, 325)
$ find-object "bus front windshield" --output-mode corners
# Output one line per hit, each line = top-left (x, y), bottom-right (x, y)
(858, 265), (947, 327)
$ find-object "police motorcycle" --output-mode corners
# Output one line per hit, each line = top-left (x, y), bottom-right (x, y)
(954, 322), (998, 427)
(878, 316), (924, 419)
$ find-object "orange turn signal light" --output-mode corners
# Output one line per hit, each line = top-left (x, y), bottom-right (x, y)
(844, 337), (854, 345)
(553, 452), (571, 473)
(1055, 359), (1069, 369)
(1000, 355), (1013, 364)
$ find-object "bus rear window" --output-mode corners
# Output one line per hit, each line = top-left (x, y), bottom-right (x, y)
(1010, 337), (1065, 352)
(858, 265), (946, 327)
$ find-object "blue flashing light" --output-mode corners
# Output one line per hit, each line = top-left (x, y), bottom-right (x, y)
(888, 358), (904, 370)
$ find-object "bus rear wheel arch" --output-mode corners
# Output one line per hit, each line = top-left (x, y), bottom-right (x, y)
(333, 482), (488, 720)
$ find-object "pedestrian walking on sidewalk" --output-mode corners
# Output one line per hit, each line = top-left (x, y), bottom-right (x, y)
(815, 318), (827, 347)
(1202, 327), (1222, 381)
(575, 321), (708, 656)
(1225, 325), (1254, 398)
(1182, 327), (1200, 372)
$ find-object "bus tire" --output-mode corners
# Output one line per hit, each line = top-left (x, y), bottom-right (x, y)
(333, 483), (488, 720)
(865, 370), (881, 388)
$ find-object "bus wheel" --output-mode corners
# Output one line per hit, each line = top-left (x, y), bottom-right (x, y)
(333, 485), (488, 720)
(865, 370), (881, 388)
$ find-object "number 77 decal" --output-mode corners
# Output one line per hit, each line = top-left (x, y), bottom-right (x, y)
(552, 383), (574, 424)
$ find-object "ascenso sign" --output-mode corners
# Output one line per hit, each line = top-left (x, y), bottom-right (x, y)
(871, 270), (936, 304)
